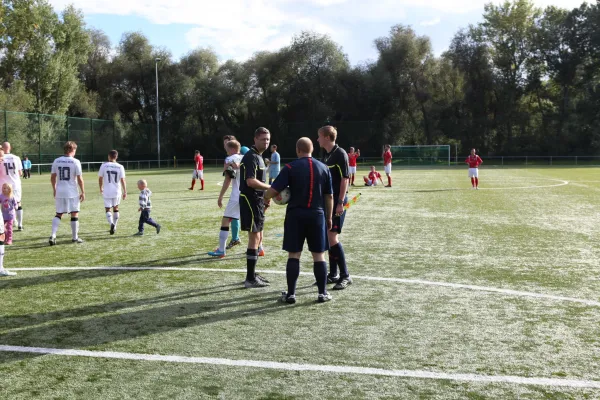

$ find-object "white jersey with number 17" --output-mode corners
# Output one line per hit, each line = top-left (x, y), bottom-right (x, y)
(98, 162), (126, 199)
(0, 153), (23, 190)
(51, 156), (83, 198)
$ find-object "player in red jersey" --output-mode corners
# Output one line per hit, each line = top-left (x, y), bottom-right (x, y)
(347, 147), (360, 186)
(382, 145), (392, 187)
(188, 150), (204, 190)
(465, 148), (483, 189)
(363, 166), (384, 186)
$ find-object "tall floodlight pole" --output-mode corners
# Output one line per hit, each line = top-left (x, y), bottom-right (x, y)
(155, 57), (161, 168)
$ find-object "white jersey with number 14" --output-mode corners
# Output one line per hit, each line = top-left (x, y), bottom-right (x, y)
(98, 162), (126, 198)
(0, 153), (23, 190)
(51, 156), (82, 198)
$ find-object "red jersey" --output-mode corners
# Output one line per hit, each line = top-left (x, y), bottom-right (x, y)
(368, 171), (381, 183)
(348, 153), (359, 167)
(383, 150), (392, 165)
(195, 154), (204, 170)
(465, 155), (482, 168)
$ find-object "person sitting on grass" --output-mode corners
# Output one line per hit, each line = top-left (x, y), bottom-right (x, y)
(363, 166), (384, 186)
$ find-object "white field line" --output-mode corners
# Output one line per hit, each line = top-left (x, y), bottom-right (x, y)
(9, 267), (600, 307)
(0, 345), (598, 388)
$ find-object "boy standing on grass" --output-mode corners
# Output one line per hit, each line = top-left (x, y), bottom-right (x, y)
(208, 139), (243, 258)
(348, 147), (360, 186)
(98, 150), (127, 235)
(466, 148), (483, 189)
(0, 150), (16, 276)
(188, 150), (204, 191)
(383, 144), (392, 188)
(49, 141), (85, 245)
(135, 179), (161, 236)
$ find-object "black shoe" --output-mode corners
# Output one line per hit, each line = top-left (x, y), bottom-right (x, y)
(49, 236), (56, 246)
(280, 291), (296, 304)
(255, 274), (270, 284)
(317, 293), (332, 303)
(313, 274), (340, 286)
(156, 224), (161, 234)
(110, 224), (115, 235)
(333, 276), (352, 290)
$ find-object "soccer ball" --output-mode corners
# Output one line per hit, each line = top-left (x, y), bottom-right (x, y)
(273, 187), (291, 205)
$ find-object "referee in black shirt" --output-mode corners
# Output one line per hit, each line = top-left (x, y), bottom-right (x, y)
(239, 127), (272, 288)
(317, 125), (352, 290)
(266, 137), (334, 303)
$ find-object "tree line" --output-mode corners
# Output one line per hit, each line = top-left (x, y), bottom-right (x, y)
(1, 0), (599, 158)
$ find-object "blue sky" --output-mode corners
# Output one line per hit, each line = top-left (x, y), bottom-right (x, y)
(50, 0), (588, 66)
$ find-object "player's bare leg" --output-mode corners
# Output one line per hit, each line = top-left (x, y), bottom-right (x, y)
(475, 177), (479, 189)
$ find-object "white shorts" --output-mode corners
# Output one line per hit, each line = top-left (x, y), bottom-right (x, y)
(365, 179), (377, 186)
(223, 197), (240, 220)
(56, 197), (80, 214)
(468, 168), (479, 178)
(13, 187), (22, 203)
(193, 170), (204, 179)
(103, 197), (121, 208)
(349, 166), (357, 174)
(384, 164), (392, 174)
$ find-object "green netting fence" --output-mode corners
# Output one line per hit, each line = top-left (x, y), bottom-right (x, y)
(0, 110), (156, 164)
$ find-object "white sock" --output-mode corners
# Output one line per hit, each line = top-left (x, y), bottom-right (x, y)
(0, 244), (4, 270)
(16, 209), (23, 227)
(51, 217), (61, 237)
(106, 212), (113, 225)
(219, 229), (229, 253)
(71, 219), (79, 240)
(113, 212), (120, 228)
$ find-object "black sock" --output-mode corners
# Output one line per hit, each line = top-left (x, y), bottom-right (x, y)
(328, 250), (339, 277)
(286, 258), (300, 296)
(314, 261), (328, 295)
(333, 243), (349, 278)
(246, 249), (258, 281)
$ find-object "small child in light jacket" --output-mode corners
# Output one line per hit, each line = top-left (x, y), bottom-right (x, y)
(0, 183), (18, 245)
(135, 179), (161, 236)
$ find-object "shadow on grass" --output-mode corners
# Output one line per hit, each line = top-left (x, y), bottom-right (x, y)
(0, 283), (319, 364)
(0, 269), (142, 291)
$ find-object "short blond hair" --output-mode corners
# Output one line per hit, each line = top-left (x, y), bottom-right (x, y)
(226, 140), (241, 152)
(318, 125), (337, 142)
(137, 179), (147, 187)
(64, 141), (78, 154)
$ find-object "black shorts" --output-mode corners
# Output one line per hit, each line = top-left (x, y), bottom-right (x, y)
(240, 194), (265, 233)
(331, 196), (347, 234)
(283, 208), (328, 253)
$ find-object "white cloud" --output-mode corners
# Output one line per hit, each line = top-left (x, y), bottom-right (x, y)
(48, 0), (591, 63)
(420, 17), (442, 27)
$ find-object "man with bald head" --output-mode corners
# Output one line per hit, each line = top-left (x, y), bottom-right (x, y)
(266, 137), (334, 303)
(0, 142), (24, 230)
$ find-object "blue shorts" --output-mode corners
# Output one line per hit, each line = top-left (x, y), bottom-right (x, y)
(283, 208), (328, 253)
(331, 196), (347, 234)
(269, 167), (280, 179)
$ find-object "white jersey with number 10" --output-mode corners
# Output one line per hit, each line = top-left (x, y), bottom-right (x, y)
(51, 156), (83, 198)
(98, 162), (126, 198)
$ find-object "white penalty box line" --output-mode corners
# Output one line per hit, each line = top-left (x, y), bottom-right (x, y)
(0, 344), (599, 389)
(10, 266), (600, 308)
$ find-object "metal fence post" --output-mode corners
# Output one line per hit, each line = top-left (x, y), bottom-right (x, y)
(4, 110), (7, 141)
(66, 117), (70, 141)
(38, 113), (42, 172)
(575, 156), (578, 165)
(90, 118), (94, 162)
(550, 156), (552, 166)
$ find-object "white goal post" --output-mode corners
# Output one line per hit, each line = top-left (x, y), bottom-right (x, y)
(389, 145), (451, 166)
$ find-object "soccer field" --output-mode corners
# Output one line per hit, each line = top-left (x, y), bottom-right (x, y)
(1, 166), (600, 399)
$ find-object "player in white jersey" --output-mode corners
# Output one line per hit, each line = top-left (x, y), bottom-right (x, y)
(98, 150), (127, 235)
(49, 141), (85, 245)
(0, 142), (24, 231)
(208, 140), (243, 258)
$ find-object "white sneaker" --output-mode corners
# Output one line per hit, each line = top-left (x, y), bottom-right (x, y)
(0, 270), (17, 276)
